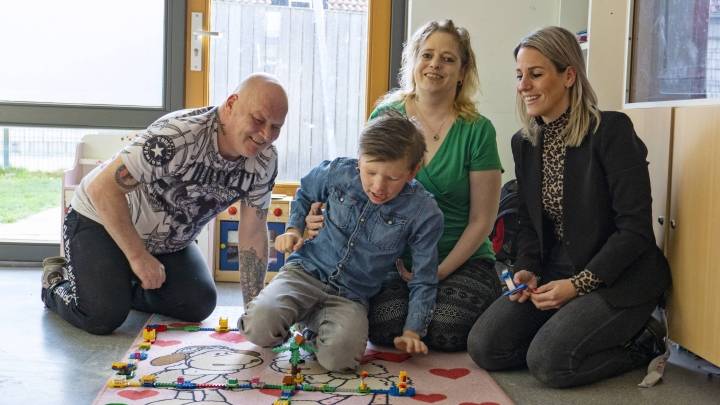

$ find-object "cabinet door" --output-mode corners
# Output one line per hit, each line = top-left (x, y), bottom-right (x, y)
(667, 105), (720, 367)
(621, 108), (672, 250)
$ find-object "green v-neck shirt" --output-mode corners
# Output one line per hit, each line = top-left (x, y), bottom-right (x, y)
(370, 102), (502, 261)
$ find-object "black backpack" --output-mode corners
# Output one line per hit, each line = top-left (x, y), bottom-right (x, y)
(490, 179), (519, 265)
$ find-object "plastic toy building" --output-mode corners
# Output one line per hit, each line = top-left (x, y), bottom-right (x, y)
(388, 370), (415, 396)
(129, 351), (148, 360)
(142, 327), (157, 343)
(500, 269), (528, 296)
(215, 317), (229, 332)
(272, 332), (316, 384)
(106, 318), (419, 402)
(358, 370), (369, 393)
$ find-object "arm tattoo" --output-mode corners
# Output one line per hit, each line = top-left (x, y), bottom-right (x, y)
(254, 207), (268, 221)
(238, 246), (267, 307)
(114, 164), (140, 191)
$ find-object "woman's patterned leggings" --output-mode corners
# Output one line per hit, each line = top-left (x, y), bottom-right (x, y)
(368, 258), (502, 352)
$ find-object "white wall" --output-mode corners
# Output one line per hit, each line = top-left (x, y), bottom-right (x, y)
(408, 0), (588, 181)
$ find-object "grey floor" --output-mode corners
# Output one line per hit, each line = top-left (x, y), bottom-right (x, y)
(2, 266), (719, 405)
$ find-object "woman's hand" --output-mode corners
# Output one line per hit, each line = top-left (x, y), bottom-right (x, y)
(304, 202), (325, 239)
(508, 269), (538, 303)
(530, 279), (578, 310)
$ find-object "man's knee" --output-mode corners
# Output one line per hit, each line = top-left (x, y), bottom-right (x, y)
(81, 306), (130, 335)
(180, 285), (217, 322)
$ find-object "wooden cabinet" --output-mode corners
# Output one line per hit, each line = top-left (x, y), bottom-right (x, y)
(586, 0), (629, 111)
(621, 108), (672, 248)
(665, 106), (720, 366)
(624, 105), (720, 367)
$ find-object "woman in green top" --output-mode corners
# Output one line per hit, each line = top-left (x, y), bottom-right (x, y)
(306, 19), (503, 351)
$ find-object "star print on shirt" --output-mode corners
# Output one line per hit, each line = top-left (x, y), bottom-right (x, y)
(142, 135), (175, 166)
(151, 144), (164, 157)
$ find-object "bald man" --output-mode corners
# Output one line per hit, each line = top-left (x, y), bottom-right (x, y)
(42, 73), (289, 335)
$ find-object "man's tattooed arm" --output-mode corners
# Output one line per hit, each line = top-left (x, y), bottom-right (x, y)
(114, 164), (140, 191)
(238, 246), (268, 307)
(254, 207), (268, 221)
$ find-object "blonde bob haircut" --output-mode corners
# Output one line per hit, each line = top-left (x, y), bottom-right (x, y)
(514, 26), (601, 147)
(378, 19), (481, 121)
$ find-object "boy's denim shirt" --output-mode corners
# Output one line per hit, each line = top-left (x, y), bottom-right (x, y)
(286, 157), (443, 336)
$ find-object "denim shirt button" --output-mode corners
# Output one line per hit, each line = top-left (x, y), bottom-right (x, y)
(387, 220), (393, 225)
(360, 217), (365, 222)
(350, 242), (354, 247)
(339, 197), (344, 202)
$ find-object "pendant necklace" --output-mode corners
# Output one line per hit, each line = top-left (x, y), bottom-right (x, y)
(414, 101), (452, 141)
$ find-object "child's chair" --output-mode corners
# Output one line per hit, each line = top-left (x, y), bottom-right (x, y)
(60, 132), (138, 253)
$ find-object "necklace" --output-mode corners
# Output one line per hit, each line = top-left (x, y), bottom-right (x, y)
(413, 100), (452, 141)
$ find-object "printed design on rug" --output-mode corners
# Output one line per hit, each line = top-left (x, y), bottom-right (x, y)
(93, 307), (513, 405)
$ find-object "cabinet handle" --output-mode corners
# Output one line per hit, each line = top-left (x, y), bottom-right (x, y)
(657, 216), (664, 225)
(670, 219), (677, 229)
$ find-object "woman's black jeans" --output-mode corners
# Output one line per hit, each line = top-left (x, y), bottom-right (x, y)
(467, 290), (656, 388)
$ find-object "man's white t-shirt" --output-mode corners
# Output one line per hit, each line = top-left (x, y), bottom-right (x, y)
(71, 106), (277, 254)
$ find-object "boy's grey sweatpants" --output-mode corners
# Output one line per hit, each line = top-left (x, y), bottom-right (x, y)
(240, 262), (368, 371)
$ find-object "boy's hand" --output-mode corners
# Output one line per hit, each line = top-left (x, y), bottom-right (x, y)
(509, 269), (538, 303)
(395, 258), (413, 282)
(305, 202), (326, 239)
(393, 330), (428, 354)
(275, 229), (304, 253)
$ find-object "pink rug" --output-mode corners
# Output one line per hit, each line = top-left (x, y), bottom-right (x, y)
(93, 306), (513, 405)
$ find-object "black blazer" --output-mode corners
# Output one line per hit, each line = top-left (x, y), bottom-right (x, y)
(511, 111), (671, 308)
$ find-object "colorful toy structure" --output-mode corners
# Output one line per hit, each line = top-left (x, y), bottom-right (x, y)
(106, 318), (417, 403)
(500, 269), (528, 296)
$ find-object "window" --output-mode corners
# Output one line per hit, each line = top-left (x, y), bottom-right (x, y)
(0, 0), (185, 259)
(629, 0), (720, 103)
(0, 0), (185, 129)
(209, 0), (369, 181)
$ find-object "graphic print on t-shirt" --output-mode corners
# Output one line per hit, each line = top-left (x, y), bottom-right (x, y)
(121, 107), (277, 254)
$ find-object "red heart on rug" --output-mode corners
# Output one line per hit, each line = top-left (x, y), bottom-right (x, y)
(153, 339), (182, 347)
(259, 388), (282, 397)
(169, 322), (200, 327)
(413, 393), (447, 403)
(429, 367), (470, 379)
(361, 349), (412, 363)
(210, 332), (247, 343)
(118, 389), (159, 400)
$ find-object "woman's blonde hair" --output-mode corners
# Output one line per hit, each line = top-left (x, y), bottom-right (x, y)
(379, 19), (480, 120)
(514, 26), (601, 146)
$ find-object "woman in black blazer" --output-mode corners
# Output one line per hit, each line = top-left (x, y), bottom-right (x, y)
(467, 26), (671, 388)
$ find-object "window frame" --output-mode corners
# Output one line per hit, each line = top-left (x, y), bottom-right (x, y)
(0, 0), (186, 129)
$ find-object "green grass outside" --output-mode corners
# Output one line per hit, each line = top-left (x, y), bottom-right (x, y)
(0, 168), (62, 224)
